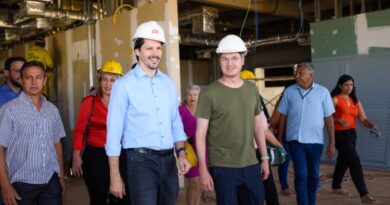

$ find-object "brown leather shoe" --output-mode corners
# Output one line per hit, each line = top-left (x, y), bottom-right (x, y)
(361, 194), (377, 204)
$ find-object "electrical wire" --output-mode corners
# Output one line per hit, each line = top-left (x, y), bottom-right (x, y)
(289, 0), (304, 42)
(112, 4), (134, 25)
(239, 0), (252, 37)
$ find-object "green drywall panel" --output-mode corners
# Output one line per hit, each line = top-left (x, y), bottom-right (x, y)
(366, 9), (390, 27)
(311, 16), (357, 60)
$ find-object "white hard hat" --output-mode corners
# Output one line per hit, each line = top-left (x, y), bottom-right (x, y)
(132, 21), (166, 44)
(216, 34), (247, 55)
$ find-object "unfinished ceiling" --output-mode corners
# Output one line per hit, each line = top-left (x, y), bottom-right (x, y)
(1, 0), (389, 55)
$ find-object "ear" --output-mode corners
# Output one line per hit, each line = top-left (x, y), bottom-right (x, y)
(134, 48), (140, 57)
(4, 69), (10, 78)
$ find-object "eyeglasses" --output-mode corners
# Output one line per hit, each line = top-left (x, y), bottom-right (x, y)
(220, 56), (242, 63)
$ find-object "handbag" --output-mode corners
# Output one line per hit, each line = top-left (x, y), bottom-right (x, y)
(68, 95), (95, 177)
(267, 144), (287, 166)
(185, 141), (198, 167)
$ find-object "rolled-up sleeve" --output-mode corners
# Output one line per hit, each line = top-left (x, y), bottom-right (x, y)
(105, 79), (128, 156)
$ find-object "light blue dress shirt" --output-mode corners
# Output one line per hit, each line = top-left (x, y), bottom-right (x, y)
(105, 64), (186, 156)
(0, 83), (21, 107)
(278, 83), (335, 144)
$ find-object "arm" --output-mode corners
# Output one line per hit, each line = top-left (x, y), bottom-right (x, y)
(174, 140), (191, 175)
(265, 129), (283, 147)
(357, 101), (378, 130)
(54, 142), (66, 194)
(0, 145), (21, 205)
(195, 118), (214, 192)
(106, 80), (128, 198)
(324, 116), (336, 159)
(71, 97), (93, 177)
(253, 114), (270, 180)
(277, 114), (287, 144)
(108, 157), (126, 199)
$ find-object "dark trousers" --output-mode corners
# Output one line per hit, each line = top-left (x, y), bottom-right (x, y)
(288, 141), (323, 205)
(237, 151), (279, 205)
(82, 145), (129, 205)
(126, 149), (179, 205)
(211, 164), (264, 205)
(12, 174), (62, 205)
(278, 143), (291, 190)
(331, 129), (368, 196)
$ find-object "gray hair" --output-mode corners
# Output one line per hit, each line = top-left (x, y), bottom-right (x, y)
(183, 85), (201, 104)
(185, 85), (201, 95)
(295, 62), (315, 73)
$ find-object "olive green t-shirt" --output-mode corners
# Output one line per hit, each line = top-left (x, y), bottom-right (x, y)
(195, 80), (262, 168)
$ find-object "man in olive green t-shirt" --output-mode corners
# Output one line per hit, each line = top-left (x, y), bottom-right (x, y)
(195, 34), (270, 205)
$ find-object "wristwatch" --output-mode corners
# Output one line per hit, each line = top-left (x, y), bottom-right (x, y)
(176, 147), (186, 156)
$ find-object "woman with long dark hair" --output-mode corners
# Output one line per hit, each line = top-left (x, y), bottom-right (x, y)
(330, 74), (380, 204)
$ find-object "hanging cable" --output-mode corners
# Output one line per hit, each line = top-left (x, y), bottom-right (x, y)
(239, 0), (252, 37)
(289, 0), (304, 42)
(112, 4), (134, 25)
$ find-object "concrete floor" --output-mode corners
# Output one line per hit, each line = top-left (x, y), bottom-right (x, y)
(64, 164), (390, 205)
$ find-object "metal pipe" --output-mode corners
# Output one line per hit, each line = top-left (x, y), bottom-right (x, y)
(361, 0), (366, 13)
(314, 0), (321, 21)
(85, 0), (94, 88)
(349, 0), (355, 15)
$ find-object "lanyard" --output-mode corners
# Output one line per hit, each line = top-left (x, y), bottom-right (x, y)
(297, 87), (313, 99)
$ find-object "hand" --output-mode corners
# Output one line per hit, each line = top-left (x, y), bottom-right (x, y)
(199, 168), (214, 192)
(326, 144), (336, 159)
(261, 160), (270, 180)
(59, 177), (66, 196)
(109, 175), (126, 199)
(177, 153), (191, 175)
(71, 154), (83, 177)
(1, 183), (21, 205)
(371, 126), (381, 137)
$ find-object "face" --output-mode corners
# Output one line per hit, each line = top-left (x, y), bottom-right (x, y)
(295, 66), (313, 88)
(135, 39), (162, 71)
(5, 60), (24, 87)
(185, 89), (199, 106)
(339, 80), (354, 95)
(219, 53), (245, 78)
(21, 66), (46, 97)
(100, 73), (117, 96)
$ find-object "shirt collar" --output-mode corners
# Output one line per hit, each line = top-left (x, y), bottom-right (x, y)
(20, 91), (47, 107)
(296, 82), (317, 91)
(133, 64), (162, 78)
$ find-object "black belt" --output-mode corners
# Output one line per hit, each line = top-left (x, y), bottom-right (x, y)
(127, 148), (174, 157)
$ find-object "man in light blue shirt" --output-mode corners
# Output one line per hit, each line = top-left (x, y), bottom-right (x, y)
(106, 21), (191, 205)
(277, 63), (335, 205)
(0, 57), (25, 107)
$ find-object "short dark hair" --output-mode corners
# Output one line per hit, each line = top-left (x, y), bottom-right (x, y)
(133, 38), (145, 62)
(4, 57), (26, 71)
(20, 61), (46, 78)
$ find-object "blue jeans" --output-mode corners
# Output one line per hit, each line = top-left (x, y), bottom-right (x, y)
(288, 141), (323, 205)
(278, 143), (291, 190)
(210, 164), (264, 205)
(11, 174), (62, 205)
(126, 150), (178, 205)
